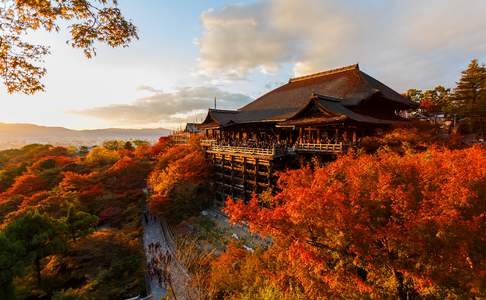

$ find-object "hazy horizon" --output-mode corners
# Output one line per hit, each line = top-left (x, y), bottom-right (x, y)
(1, 0), (485, 130)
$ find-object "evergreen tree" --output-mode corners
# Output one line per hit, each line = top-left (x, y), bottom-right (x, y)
(453, 59), (486, 114)
(5, 211), (67, 289)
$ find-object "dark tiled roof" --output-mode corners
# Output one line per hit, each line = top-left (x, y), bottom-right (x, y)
(184, 123), (201, 133)
(280, 94), (406, 126)
(199, 64), (415, 128)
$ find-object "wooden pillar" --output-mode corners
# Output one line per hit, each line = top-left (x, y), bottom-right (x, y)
(243, 157), (247, 202)
(267, 163), (272, 186)
(230, 155), (234, 198)
(254, 158), (258, 193)
(335, 127), (339, 142)
(343, 130), (348, 142)
(221, 155), (225, 197)
(290, 128), (293, 144)
(299, 127), (303, 143)
(317, 128), (321, 143)
(352, 130), (357, 143)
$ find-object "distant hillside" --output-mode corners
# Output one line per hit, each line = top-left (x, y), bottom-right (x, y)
(0, 122), (170, 150)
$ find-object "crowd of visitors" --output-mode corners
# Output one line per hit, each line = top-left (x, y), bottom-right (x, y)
(146, 242), (172, 288)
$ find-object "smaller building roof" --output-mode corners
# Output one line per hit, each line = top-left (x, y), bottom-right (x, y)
(280, 94), (406, 126)
(185, 123), (201, 133)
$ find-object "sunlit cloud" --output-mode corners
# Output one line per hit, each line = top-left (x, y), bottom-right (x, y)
(197, 0), (486, 89)
(73, 86), (252, 127)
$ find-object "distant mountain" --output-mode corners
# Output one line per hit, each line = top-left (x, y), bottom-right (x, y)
(0, 122), (171, 150)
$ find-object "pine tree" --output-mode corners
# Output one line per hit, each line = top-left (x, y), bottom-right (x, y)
(453, 59), (486, 114)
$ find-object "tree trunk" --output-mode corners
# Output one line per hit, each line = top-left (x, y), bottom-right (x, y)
(394, 270), (406, 300)
(35, 254), (42, 288)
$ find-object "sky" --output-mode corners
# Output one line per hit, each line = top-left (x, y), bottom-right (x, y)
(1, 0), (485, 130)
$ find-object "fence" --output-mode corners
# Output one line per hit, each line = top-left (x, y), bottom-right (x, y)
(296, 142), (345, 153)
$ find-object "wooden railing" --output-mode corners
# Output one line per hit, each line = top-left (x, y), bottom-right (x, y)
(296, 142), (345, 153)
(207, 144), (285, 157)
(204, 141), (346, 156)
(169, 133), (191, 145)
(200, 139), (216, 146)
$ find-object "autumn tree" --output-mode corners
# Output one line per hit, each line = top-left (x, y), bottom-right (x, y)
(148, 142), (211, 223)
(420, 86), (451, 117)
(225, 147), (486, 299)
(0, 0), (138, 94)
(0, 143), (148, 297)
(84, 146), (120, 166)
(406, 86), (451, 119)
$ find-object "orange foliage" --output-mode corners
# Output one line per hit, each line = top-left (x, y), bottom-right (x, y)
(359, 123), (445, 153)
(30, 155), (74, 172)
(104, 156), (151, 190)
(3, 173), (48, 197)
(148, 143), (211, 221)
(224, 146), (486, 298)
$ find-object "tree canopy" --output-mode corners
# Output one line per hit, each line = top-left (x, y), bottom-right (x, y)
(453, 59), (486, 114)
(0, 0), (138, 94)
(224, 147), (486, 299)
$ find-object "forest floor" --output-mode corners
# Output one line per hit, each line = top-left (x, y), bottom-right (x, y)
(173, 208), (270, 256)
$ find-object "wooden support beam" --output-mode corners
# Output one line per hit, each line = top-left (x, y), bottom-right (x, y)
(221, 154), (225, 197)
(254, 158), (258, 193)
(243, 157), (247, 202)
(230, 155), (234, 199)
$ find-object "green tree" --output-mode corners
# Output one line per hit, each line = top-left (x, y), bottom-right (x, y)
(63, 206), (98, 241)
(453, 59), (486, 113)
(0, 0), (138, 94)
(420, 86), (451, 122)
(5, 211), (67, 288)
(453, 59), (486, 135)
(123, 141), (134, 151)
(78, 146), (90, 156)
(133, 140), (150, 148)
(0, 232), (24, 298)
(102, 140), (125, 151)
(405, 88), (423, 104)
(85, 146), (120, 166)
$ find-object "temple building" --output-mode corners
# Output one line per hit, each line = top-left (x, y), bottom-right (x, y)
(197, 64), (417, 203)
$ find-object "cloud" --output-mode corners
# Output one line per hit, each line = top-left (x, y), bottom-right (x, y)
(74, 86), (251, 127)
(197, 0), (486, 89)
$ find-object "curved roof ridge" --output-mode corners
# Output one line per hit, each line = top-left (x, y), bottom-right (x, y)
(289, 64), (359, 83)
(209, 108), (238, 113)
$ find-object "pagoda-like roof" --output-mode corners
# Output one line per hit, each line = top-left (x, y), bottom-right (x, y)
(199, 64), (416, 129)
